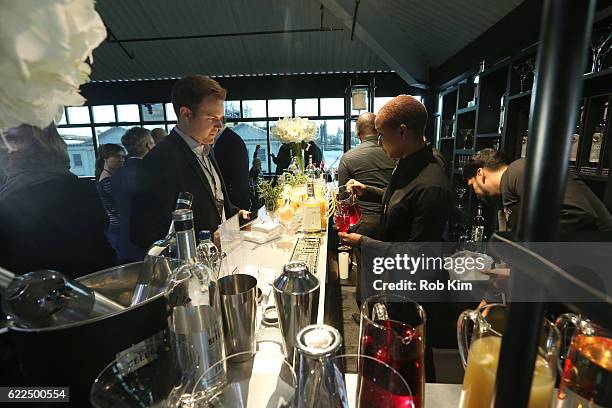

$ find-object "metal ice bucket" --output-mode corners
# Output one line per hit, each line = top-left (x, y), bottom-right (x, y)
(0, 259), (179, 407)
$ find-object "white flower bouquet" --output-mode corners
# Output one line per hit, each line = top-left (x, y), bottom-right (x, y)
(271, 117), (317, 144)
(271, 117), (318, 171)
(0, 0), (106, 150)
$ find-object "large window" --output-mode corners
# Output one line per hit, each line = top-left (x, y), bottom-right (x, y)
(58, 95), (405, 176)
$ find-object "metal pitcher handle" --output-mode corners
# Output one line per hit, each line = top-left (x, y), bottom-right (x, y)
(457, 309), (478, 369)
(554, 313), (580, 374)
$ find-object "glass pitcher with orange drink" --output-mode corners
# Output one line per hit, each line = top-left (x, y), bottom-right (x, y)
(555, 313), (612, 408)
(457, 303), (560, 408)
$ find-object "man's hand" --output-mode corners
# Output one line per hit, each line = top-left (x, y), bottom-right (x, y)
(239, 209), (251, 219)
(346, 179), (366, 197)
(338, 232), (363, 247)
(213, 230), (221, 249)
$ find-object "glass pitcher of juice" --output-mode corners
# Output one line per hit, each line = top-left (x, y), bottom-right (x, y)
(555, 314), (612, 408)
(457, 303), (560, 408)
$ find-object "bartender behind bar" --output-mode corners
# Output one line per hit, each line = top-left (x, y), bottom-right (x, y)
(463, 148), (612, 238)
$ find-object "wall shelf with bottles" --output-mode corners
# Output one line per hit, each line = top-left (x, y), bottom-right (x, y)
(457, 106), (477, 115)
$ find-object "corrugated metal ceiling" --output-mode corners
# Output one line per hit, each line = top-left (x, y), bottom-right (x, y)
(378, 0), (524, 68)
(91, 0), (390, 81)
(91, 0), (524, 82)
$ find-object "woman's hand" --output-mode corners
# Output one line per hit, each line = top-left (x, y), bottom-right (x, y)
(346, 179), (366, 197)
(338, 232), (363, 247)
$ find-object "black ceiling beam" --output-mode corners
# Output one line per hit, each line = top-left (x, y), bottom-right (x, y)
(106, 27), (344, 44)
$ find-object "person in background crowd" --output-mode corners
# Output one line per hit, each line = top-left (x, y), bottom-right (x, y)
(111, 127), (155, 262)
(271, 142), (292, 175)
(337, 112), (396, 310)
(249, 145), (263, 212)
(0, 124), (116, 278)
(131, 75), (249, 250)
(338, 112), (396, 238)
(150, 127), (167, 145)
(463, 148), (612, 235)
(95, 143), (126, 255)
(214, 126), (250, 210)
(339, 95), (452, 382)
(302, 140), (323, 167)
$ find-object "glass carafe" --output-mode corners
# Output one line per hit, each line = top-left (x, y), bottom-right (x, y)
(457, 303), (560, 408)
(555, 313), (612, 408)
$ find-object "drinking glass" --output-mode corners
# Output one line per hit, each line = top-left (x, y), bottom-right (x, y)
(359, 294), (426, 408)
(303, 353), (414, 408)
(90, 332), (183, 407)
(334, 209), (351, 233)
(590, 23), (612, 73)
(277, 203), (296, 235)
(555, 314), (612, 407)
(514, 62), (532, 93)
(457, 303), (560, 408)
(264, 198), (279, 220)
(455, 186), (467, 209)
(192, 348), (296, 407)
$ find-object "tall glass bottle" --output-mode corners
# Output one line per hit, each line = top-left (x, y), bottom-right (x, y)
(471, 203), (485, 243)
(589, 101), (609, 167)
(147, 192), (194, 258)
(164, 209), (225, 404)
(1, 266), (124, 329)
(302, 179), (322, 233)
(305, 155), (316, 179)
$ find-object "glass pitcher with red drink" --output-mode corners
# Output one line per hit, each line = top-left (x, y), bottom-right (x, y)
(337, 186), (361, 228)
(555, 314), (612, 408)
(359, 294), (425, 408)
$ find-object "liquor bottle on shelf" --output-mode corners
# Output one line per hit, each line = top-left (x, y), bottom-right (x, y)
(164, 209), (225, 404)
(498, 93), (507, 134)
(1, 266), (124, 329)
(521, 130), (529, 158)
(302, 179), (322, 233)
(471, 203), (485, 243)
(146, 191), (194, 258)
(470, 60), (486, 106)
(570, 105), (585, 164)
(588, 101), (609, 168)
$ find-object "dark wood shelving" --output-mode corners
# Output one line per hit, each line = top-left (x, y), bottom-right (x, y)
(453, 169), (463, 176)
(509, 90), (532, 101)
(457, 105), (477, 115)
(455, 149), (475, 155)
(477, 133), (502, 138)
(440, 137), (454, 141)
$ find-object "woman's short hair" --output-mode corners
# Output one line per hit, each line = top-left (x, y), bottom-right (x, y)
(377, 95), (428, 134)
(0, 124), (69, 175)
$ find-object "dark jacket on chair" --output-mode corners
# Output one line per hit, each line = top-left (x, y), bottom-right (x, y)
(131, 130), (239, 250)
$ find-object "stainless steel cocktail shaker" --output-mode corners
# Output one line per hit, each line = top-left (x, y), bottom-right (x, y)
(272, 261), (319, 365)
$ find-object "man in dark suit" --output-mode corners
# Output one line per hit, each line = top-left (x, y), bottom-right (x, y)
(131, 75), (249, 250)
(214, 127), (250, 210)
(271, 143), (292, 175)
(110, 127), (155, 262)
(302, 140), (323, 167)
